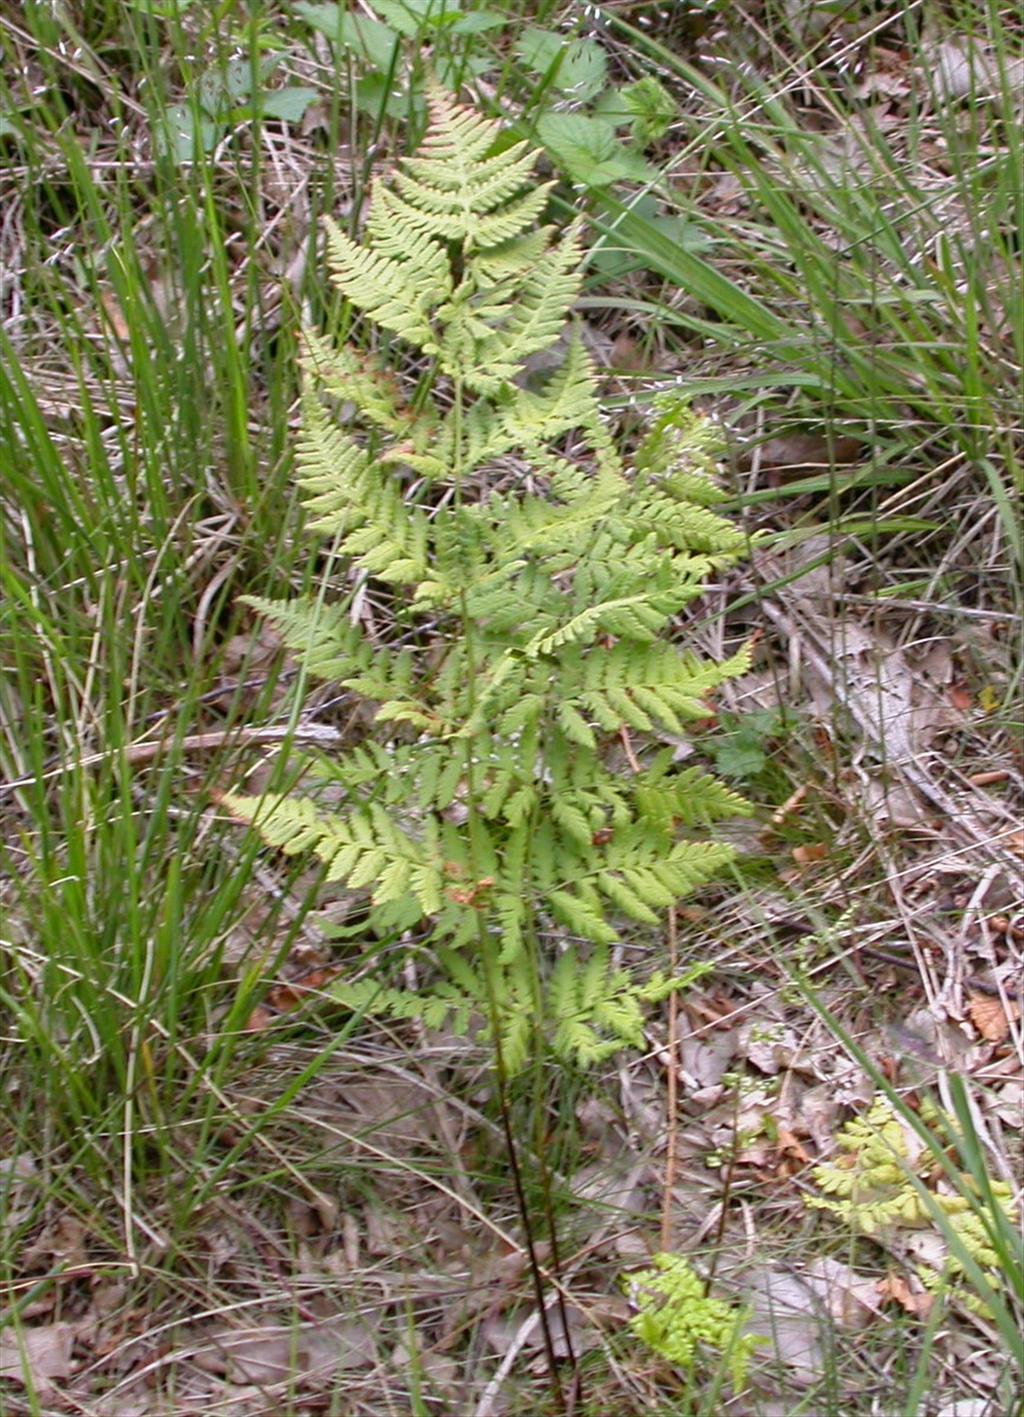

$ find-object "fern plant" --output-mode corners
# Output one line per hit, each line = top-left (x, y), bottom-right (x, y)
(808, 1096), (1020, 1316)
(225, 88), (751, 1073)
(623, 1254), (760, 1392)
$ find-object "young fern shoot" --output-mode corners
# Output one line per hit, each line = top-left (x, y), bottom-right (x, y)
(225, 89), (751, 1072)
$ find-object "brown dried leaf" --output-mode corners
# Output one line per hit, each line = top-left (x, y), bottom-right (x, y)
(20, 1214), (90, 1272)
(244, 964), (344, 1032)
(791, 843), (829, 866)
(740, 1266), (826, 1383)
(876, 1272), (934, 1318)
(741, 433), (864, 472)
(990, 1079), (1024, 1128)
(738, 1020), (799, 1076)
(967, 993), (1021, 1044)
(775, 1127), (811, 1166)
(926, 38), (1005, 100)
(194, 1319), (376, 1385)
(0, 1322), (75, 1393)
(804, 1257), (883, 1329)
(0, 1155), (39, 1233)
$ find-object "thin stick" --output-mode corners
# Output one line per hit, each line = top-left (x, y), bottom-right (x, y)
(1, 724), (343, 794)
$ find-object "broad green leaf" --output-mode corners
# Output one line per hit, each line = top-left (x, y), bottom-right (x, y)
(354, 73), (411, 119)
(449, 9), (505, 33)
(373, 0), (454, 37)
(517, 28), (607, 100)
(709, 740), (766, 779)
(296, 3), (399, 69)
(536, 113), (654, 187)
(260, 87), (320, 123)
(198, 56), (279, 114)
(160, 104), (218, 161)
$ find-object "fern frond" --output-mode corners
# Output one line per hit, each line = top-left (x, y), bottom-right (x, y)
(226, 90), (753, 1081)
(238, 595), (368, 682)
(524, 591), (672, 659)
(396, 89), (550, 245)
(501, 331), (606, 450)
(323, 217), (445, 352)
(300, 328), (434, 445)
(394, 170), (554, 246)
(558, 642), (753, 736)
(294, 388), (372, 533)
(336, 470), (430, 583)
(472, 228), (554, 281)
(224, 792), (442, 914)
(415, 88), (514, 169)
(363, 184), (454, 285)
(635, 489), (749, 556)
(464, 231), (585, 390)
(636, 764), (751, 828)
(549, 946), (646, 1065)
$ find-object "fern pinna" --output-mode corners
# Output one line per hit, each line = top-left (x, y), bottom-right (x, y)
(225, 90), (751, 1073)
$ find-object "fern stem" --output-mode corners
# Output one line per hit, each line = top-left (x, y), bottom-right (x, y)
(451, 357), (571, 1409)
(525, 718), (580, 1384)
(661, 904), (680, 1252)
(476, 915), (568, 1412)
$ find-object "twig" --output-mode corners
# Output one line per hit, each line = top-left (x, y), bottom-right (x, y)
(1, 723), (343, 795)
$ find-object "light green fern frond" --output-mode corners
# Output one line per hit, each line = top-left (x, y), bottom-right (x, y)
(363, 184), (454, 285)
(463, 230), (585, 390)
(625, 1254), (760, 1391)
(472, 228), (554, 281)
(636, 762), (751, 828)
(300, 329), (435, 445)
(395, 88), (551, 244)
(228, 90), (754, 1084)
(238, 595), (368, 682)
(223, 792), (443, 915)
(556, 642), (752, 737)
(549, 945), (646, 1063)
(501, 331), (607, 451)
(323, 216), (446, 352)
(634, 488), (749, 557)
(293, 387), (372, 533)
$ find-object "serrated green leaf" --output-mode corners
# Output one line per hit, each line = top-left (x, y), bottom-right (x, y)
(710, 740), (767, 779)
(535, 112), (654, 187)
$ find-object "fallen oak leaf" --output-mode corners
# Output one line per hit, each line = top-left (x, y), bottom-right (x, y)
(0, 1322), (75, 1394)
(245, 964), (345, 1032)
(791, 843), (828, 866)
(967, 993), (1021, 1044)
(876, 1273), (934, 1319)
